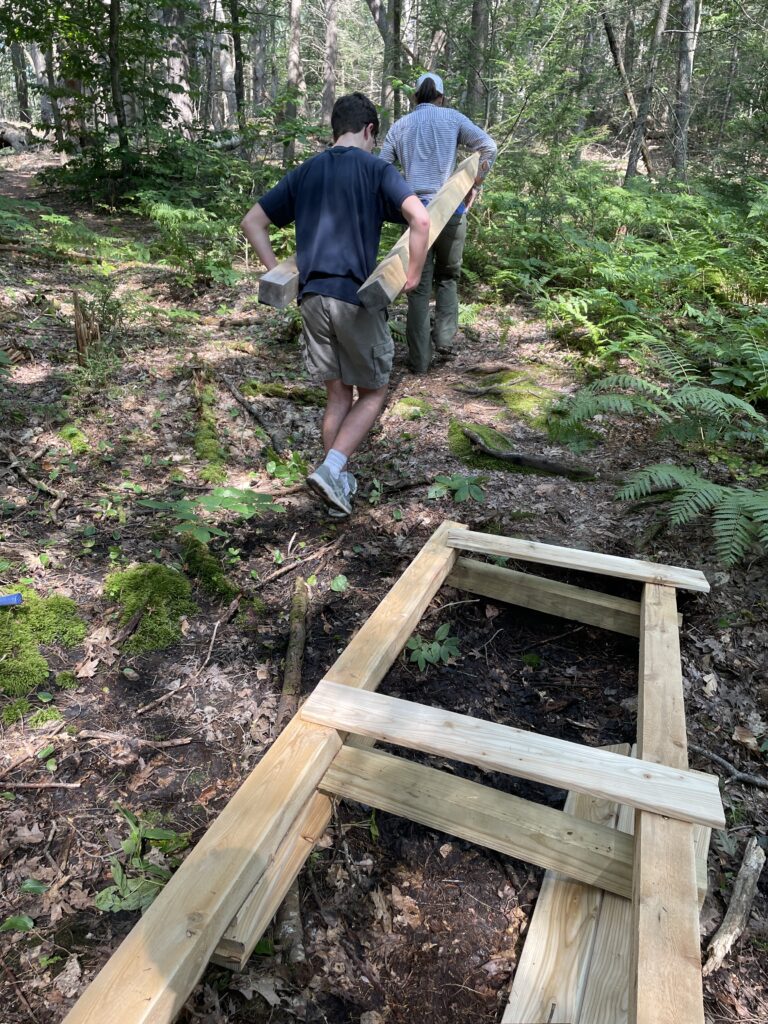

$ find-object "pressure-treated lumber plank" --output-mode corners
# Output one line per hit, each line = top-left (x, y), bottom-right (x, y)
(258, 255), (299, 308)
(62, 716), (341, 1024)
(322, 744), (635, 898)
(211, 791), (331, 969)
(447, 557), (646, 637)
(357, 154), (479, 310)
(503, 750), (628, 1024)
(445, 529), (710, 593)
(631, 584), (704, 1024)
(301, 681), (724, 829)
(211, 519), (464, 964)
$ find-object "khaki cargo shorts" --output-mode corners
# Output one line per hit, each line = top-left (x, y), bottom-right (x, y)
(300, 294), (394, 390)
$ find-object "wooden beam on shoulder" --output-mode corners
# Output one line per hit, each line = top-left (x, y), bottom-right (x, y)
(300, 681), (725, 829)
(630, 584), (705, 1024)
(446, 529), (710, 592)
(258, 255), (299, 308)
(356, 153), (480, 310)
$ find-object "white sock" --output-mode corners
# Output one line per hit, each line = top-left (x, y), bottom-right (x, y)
(322, 448), (347, 479)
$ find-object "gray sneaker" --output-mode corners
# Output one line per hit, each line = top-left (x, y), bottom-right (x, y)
(328, 472), (356, 518)
(306, 464), (352, 516)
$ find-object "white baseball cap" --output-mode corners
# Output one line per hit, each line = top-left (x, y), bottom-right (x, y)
(415, 72), (444, 95)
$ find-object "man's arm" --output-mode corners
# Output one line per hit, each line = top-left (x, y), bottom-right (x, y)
(378, 125), (398, 165)
(240, 203), (278, 271)
(400, 195), (430, 292)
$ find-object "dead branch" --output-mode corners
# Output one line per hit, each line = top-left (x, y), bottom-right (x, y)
(1, 447), (67, 506)
(73, 290), (100, 365)
(218, 373), (287, 453)
(77, 729), (192, 750)
(689, 743), (768, 791)
(2, 781), (81, 789)
(703, 837), (766, 976)
(0, 721), (67, 781)
(256, 539), (341, 588)
(461, 427), (594, 481)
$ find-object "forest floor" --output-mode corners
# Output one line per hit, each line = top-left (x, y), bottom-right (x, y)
(1, 149), (766, 1024)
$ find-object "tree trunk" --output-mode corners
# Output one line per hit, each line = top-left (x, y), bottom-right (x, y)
(43, 47), (65, 148)
(466, 0), (488, 121)
(215, 0), (238, 125)
(251, 15), (267, 107)
(27, 44), (52, 126)
(602, 13), (653, 174)
(672, 0), (701, 179)
(320, 0), (338, 126)
(10, 43), (31, 123)
(570, 21), (594, 165)
(714, 38), (739, 156)
(284, 0), (305, 163)
(107, 0), (130, 155)
(226, 0), (245, 124)
(624, 0), (672, 184)
(390, 0), (402, 119)
(162, 6), (195, 132)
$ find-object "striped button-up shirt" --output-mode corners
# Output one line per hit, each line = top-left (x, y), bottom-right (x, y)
(379, 103), (497, 205)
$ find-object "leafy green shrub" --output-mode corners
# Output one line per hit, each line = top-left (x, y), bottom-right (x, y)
(428, 473), (485, 503)
(406, 624), (460, 671)
(139, 486), (284, 544)
(266, 450), (308, 485)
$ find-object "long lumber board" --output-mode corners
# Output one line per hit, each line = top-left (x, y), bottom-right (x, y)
(300, 681), (725, 829)
(322, 744), (635, 898)
(445, 529), (710, 593)
(356, 153), (479, 310)
(448, 557), (665, 638)
(67, 522), (464, 1021)
(630, 584), (704, 1024)
(210, 519), (466, 966)
(503, 750), (628, 1024)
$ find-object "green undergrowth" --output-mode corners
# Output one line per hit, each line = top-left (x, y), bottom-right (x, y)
(241, 380), (325, 405)
(195, 384), (228, 484)
(104, 565), (196, 654)
(448, 420), (535, 473)
(0, 586), (86, 698)
(392, 396), (432, 420)
(470, 370), (554, 425)
(182, 539), (239, 601)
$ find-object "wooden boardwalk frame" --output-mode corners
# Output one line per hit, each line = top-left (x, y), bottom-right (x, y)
(64, 523), (717, 1024)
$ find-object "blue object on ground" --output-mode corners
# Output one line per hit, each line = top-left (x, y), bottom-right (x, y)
(0, 593), (23, 607)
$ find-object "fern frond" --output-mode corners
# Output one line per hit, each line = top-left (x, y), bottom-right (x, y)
(616, 463), (702, 501)
(712, 490), (758, 566)
(585, 374), (668, 399)
(742, 340), (768, 398)
(635, 338), (703, 384)
(667, 481), (723, 526)
(670, 385), (765, 422)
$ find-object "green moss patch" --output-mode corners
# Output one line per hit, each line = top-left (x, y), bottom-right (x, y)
(2, 697), (30, 725)
(0, 586), (86, 697)
(28, 706), (63, 728)
(468, 369), (557, 426)
(182, 539), (238, 601)
(241, 380), (325, 406)
(195, 384), (228, 484)
(104, 564), (196, 654)
(392, 396), (432, 421)
(448, 420), (534, 473)
(59, 423), (89, 455)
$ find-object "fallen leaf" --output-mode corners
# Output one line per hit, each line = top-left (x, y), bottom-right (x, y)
(53, 956), (82, 998)
(733, 726), (758, 752)
(74, 657), (100, 679)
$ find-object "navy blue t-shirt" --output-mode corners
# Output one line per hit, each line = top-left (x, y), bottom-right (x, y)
(258, 146), (413, 305)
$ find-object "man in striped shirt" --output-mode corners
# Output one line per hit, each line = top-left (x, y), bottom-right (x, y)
(380, 72), (497, 373)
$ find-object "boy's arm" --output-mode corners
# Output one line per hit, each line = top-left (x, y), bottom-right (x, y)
(400, 195), (430, 292)
(240, 203), (278, 271)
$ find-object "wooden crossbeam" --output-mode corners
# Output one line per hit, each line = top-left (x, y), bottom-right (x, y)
(356, 153), (479, 310)
(448, 557), (654, 637)
(300, 681), (725, 829)
(630, 585), (704, 1024)
(322, 744), (635, 898)
(258, 255), (299, 308)
(445, 529), (710, 593)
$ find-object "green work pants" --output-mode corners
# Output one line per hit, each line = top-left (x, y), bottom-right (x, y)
(406, 211), (468, 373)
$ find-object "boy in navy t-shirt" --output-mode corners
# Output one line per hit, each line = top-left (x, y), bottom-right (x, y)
(241, 93), (429, 516)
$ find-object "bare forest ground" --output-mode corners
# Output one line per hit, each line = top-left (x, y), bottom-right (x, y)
(1, 150), (766, 1024)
